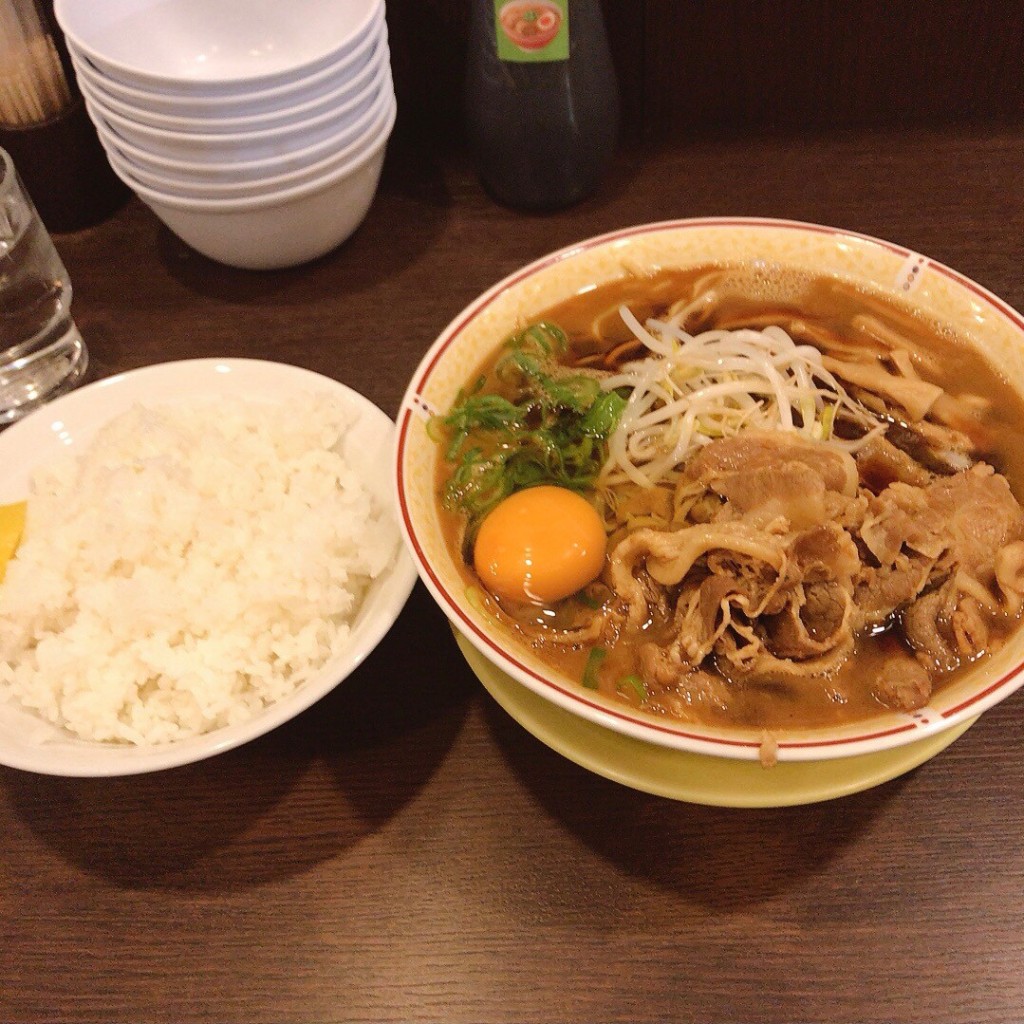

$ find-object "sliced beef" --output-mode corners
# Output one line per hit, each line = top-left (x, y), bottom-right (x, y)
(663, 553), (788, 667)
(684, 430), (859, 496)
(605, 431), (1024, 716)
(902, 579), (964, 675)
(852, 555), (933, 632)
(762, 524), (859, 660)
(713, 462), (827, 530)
(638, 645), (733, 720)
(716, 630), (855, 685)
(855, 432), (933, 491)
(925, 465), (1024, 581)
(860, 483), (947, 566)
(789, 523), (860, 584)
(873, 652), (932, 712)
(996, 541), (1024, 615)
(860, 465), (1024, 584)
(765, 580), (851, 659)
(608, 521), (787, 630)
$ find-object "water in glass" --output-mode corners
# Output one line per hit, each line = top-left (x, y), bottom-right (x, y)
(0, 150), (87, 425)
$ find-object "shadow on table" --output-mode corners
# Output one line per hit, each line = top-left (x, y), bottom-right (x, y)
(2, 586), (470, 893)
(319, 582), (474, 818)
(150, 125), (453, 305)
(481, 695), (905, 909)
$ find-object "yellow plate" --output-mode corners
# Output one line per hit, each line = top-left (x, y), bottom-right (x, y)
(454, 629), (976, 807)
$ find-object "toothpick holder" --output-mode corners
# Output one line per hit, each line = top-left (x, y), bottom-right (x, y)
(0, 93), (128, 233)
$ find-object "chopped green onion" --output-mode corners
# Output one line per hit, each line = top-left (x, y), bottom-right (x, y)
(521, 321), (568, 356)
(819, 402), (837, 440)
(434, 320), (626, 531)
(616, 674), (647, 701)
(425, 415), (446, 444)
(800, 394), (816, 431)
(695, 417), (725, 439)
(465, 585), (494, 619)
(582, 647), (606, 689)
(580, 389), (627, 437)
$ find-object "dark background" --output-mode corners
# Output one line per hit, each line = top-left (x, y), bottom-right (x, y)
(387, 0), (1024, 147)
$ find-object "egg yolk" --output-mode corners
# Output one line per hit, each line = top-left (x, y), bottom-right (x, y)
(472, 486), (606, 604)
(0, 501), (26, 583)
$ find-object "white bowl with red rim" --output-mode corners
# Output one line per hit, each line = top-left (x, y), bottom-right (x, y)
(394, 217), (1024, 763)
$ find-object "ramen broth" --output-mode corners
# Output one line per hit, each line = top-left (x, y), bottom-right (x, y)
(437, 264), (1024, 731)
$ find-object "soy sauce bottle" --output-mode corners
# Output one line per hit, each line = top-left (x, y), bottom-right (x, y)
(465, 0), (620, 211)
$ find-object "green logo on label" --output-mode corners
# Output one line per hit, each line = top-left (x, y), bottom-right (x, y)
(494, 0), (569, 63)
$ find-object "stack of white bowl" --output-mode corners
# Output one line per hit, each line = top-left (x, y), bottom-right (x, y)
(53, 0), (395, 270)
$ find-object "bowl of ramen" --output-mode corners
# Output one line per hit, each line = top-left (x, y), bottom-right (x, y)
(498, 1), (563, 51)
(395, 218), (1024, 765)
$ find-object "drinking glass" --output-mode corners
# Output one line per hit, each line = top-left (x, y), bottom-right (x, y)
(0, 145), (87, 425)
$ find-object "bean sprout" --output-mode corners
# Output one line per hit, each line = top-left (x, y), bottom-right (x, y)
(600, 308), (883, 490)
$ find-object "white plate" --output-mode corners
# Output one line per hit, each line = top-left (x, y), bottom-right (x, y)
(0, 358), (417, 776)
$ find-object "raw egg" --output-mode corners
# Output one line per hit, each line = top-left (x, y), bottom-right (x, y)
(0, 501), (26, 583)
(473, 486), (606, 604)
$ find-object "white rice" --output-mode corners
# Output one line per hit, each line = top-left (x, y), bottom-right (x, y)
(0, 395), (400, 745)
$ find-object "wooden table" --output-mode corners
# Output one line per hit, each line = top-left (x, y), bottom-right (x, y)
(5, 125), (1024, 1024)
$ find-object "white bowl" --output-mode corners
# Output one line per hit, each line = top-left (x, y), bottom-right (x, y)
(395, 217), (1024, 764)
(126, 106), (394, 269)
(100, 92), (394, 200)
(0, 357), (417, 776)
(70, 37), (388, 134)
(96, 86), (393, 192)
(64, 15), (386, 116)
(88, 82), (393, 183)
(54, 0), (384, 93)
(82, 60), (390, 163)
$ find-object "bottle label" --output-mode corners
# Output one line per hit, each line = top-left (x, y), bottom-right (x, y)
(494, 0), (569, 62)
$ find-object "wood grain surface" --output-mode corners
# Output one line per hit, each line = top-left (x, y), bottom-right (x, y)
(4, 120), (1024, 1024)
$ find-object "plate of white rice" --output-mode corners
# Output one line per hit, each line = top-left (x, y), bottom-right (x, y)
(0, 358), (417, 776)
